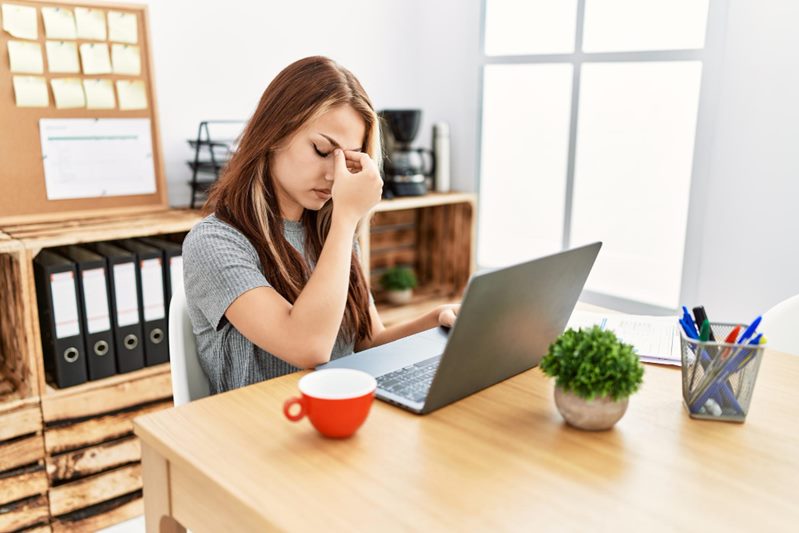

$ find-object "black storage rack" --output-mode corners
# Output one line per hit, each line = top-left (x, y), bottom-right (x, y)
(186, 120), (245, 208)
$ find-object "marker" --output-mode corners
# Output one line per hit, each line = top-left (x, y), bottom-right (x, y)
(692, 306), (716, 341)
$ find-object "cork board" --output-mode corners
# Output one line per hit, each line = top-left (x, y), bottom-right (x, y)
(0, 0), (167, 225)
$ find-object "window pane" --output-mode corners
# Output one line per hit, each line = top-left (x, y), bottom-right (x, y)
(484, 0), (577, 56)
(478, 64), (573, 267)
(583, 0), (709, 52)
(570, 62), (702, 308)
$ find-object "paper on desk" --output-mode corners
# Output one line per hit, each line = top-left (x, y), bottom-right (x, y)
(116, 80), (147, 110)
(46, 40), (80, 73)
(8, 40), (43, 73)
(75, 7), (106, 40)
(80, 43), (112, 74)
(2, 3), (38, 39)
(567, 310), (681, 366)
(51, 78), (85, 109)
(42, 6), (77, 39)
(83, 79), (116, 109)
(12, 75), (48, 107)
(108, 10), (137, 44)
(111, 44), (141, 75)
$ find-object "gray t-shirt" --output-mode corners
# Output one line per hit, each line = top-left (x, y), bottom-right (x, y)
(182, 214), (361, 394)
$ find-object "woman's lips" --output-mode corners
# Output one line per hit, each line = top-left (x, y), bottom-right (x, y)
(313, 189), (332, 200)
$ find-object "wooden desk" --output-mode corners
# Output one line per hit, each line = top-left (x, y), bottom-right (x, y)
(134, 351), (799, 532)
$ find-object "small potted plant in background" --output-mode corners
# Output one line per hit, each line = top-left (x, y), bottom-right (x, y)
(379, 266), (417, 305)
(540, 326), (644, 431)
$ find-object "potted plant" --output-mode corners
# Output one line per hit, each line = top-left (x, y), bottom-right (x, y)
(539, 326), (644, 431)
(379, 266), (417, 305)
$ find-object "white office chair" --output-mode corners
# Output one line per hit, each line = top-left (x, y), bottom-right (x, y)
(761, 293), (799, 356)
(169, 284), (210, 405)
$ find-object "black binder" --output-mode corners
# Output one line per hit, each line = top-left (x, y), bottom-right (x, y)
(55, 245), (117, 380)
(116, 239), (169, 366)
(139, 237), (183, 313)
(86, 242), (145, 373)
(33, 250), (88, 388)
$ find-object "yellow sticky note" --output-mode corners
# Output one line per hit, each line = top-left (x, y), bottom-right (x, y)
(12, 76), (49, 107)
(45, 41), (80, 73)
(83, 79), (115, 109)
(79, 43), (111, 75)
(107, 11), (137, 44)
(75, 7), (106, 40)
(41, 6), (77, 39)
(116, 80), (147, 110)
(111, 44), (141, 75)
(51, 78), (85, 109)
(8, 40), (43, 73)
(2, 3), (38, 40)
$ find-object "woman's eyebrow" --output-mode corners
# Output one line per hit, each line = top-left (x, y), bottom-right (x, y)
(318, 133), (361, 152)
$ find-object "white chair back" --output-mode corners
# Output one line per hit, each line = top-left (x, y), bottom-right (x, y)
(761, 293), (799, 356)
(169, 284), (210, 405)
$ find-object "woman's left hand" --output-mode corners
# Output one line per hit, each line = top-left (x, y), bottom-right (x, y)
(436, 304), (460, 328)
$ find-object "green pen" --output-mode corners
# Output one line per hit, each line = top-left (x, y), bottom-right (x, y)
(699, 319), (711, 342)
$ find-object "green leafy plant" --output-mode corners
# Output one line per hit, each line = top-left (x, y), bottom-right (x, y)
(379, 266), (418, 291)
(540, 326), (644, 401)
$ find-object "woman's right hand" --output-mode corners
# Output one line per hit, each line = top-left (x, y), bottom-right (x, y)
(330, 149), (382, 226)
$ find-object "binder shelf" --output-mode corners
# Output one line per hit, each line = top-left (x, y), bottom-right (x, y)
(0, 208), (201, 531)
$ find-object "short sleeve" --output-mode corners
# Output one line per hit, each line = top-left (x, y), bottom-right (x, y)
(183, 218), (270, 330)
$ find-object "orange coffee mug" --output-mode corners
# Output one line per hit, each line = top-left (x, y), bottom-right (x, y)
(283, 368), (377, 438)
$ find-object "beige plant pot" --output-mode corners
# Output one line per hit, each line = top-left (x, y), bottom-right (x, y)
(386, 288), (413, 305)
(554, 386), (629, 431)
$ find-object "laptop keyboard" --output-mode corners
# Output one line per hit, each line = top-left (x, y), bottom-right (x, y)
(376, 356), (441, 403)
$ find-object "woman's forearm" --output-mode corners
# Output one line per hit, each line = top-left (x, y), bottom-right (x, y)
(289, 216), (358, 356)
(365, 308), (439, 349)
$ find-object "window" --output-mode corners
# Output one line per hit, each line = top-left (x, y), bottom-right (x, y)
(478, 0), (710, 309)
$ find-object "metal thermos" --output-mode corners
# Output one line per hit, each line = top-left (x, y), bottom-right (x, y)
(432, 122), (450, 193)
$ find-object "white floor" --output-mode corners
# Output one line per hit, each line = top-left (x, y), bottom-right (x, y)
(98, 515), (144, 532)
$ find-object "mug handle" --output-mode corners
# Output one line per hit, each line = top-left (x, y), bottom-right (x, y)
(283, 396), (306, 422)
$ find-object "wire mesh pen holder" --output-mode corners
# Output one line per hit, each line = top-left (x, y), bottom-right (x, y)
(680, 323), (765, 422)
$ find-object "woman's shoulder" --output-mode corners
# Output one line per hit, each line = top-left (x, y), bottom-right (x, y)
(183, 214), (256, 258)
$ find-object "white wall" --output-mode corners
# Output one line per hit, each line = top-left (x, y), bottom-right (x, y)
(692, 0), (799, 320)
(141, 0), (426, 206)
(146, 0), (799, 320)
(415, 0), (483, 193)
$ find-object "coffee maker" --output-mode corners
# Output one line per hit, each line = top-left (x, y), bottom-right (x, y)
(380, 110), (435, 197)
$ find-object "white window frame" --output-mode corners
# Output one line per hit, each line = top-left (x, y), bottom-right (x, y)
(476, 0), (730, 314)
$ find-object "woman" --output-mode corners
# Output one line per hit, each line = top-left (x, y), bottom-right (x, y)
(183, 56), (458, 394)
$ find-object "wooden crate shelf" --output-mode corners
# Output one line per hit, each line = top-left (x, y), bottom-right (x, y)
(0, 207), (196, 531)
(0, 494), (51, 532)
(360, 192), (476, 308)
(2, 208), (202, 255)
(41, 364), (172, 425)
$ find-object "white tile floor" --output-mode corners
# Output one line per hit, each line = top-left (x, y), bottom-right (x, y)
(98, 515), (144, 532)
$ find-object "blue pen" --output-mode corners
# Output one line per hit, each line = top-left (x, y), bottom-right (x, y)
(682, 307), (701, 339)
(737, 316), (762, 345)
(690, 333), (763, 412)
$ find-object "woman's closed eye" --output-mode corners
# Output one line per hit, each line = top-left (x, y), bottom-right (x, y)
(313, 144), (331, 158)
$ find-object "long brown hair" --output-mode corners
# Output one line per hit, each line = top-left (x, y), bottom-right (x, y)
(205, 56), (380, 343)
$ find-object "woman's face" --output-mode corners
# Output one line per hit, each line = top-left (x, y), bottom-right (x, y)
(270, 104), (366, 221)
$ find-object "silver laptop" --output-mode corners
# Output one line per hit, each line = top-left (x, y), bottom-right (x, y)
(320, 242), (602, 414)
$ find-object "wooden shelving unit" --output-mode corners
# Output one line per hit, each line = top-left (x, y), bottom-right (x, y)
(0, 209), (201, 531)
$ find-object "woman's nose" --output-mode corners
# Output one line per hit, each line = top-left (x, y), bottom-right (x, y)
(324, 159), (334, 181)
